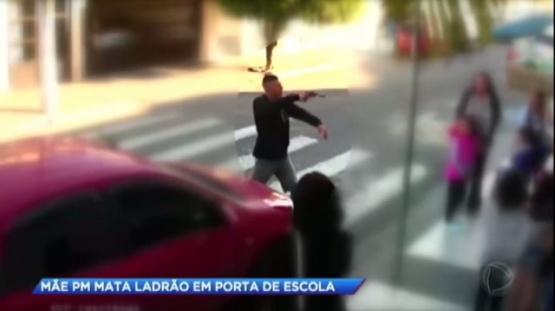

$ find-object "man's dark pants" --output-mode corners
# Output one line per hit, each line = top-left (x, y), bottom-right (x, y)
(251, 157), (297, 192)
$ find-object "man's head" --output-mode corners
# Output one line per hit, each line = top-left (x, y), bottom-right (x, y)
(262, 73), (283, 98)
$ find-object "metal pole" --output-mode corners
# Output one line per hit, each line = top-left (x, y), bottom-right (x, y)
(393, 0), (422, 285)
(70, 0), (86, 81)
(294, 231), (305, 311)
(38, 0), (59, 122)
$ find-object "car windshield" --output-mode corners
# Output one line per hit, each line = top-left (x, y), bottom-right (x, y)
(164, 164), (242, 198)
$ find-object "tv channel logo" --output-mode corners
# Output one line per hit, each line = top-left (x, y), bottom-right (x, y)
(481, 261), (515, 296)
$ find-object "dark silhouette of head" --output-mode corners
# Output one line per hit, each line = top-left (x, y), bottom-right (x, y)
(291, 172), (342, 233)
(518, 126), (543, 148)
(494, 168), (529, 211)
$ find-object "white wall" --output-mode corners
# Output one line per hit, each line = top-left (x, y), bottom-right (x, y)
(238, 0), (382, 54)
(202, 0), (386, 61)
(200, 0), (243, 63)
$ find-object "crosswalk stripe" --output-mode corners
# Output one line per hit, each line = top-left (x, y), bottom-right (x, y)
(222, 135), (319, 170)
(120, 118), (222, 150)
(151, 125), (257, 161)
(406, 157), (512, 272)
(87, 113), (182, 139)
(268, 149), (373, 191)
(406, 219), (483, 271)
(344, 164), (428, 227)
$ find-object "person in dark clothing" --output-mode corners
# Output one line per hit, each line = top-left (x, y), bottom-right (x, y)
(520, 89), (553, 146)
(511, 127), (550, 178)
(251, 74), (328, 192)
(456, 71), (502, 215)
(509, 172), (553, 311)
(474, 169), (530, 311)
(292, 172), (351, 311)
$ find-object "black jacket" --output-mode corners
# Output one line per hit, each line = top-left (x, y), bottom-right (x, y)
(252, 94), (322, 160)
(456, 89), (502, 143)
(292, 172), (350, 311)
(292, 172), (351, 277)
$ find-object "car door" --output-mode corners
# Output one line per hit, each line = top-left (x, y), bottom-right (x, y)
(0, 191), (136, 311)
(101, 178), (244, 311)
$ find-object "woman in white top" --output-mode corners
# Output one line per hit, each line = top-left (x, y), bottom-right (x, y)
(456, 72), (503, 215)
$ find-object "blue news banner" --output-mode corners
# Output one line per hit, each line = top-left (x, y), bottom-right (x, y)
(34, 278), (365, 295)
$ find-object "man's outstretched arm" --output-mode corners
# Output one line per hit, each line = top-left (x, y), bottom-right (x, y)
(284, 100), (322, 127)
(284, 99), (328, 139)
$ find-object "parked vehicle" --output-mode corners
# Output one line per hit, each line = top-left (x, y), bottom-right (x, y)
(396, 24), (430, 56)
(0, 137), (294, 311)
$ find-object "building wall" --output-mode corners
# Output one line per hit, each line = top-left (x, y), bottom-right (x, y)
(235, 0), (380, 56)
(85, 0), (203, 75)
(2, 0), (69, 90)
(199, 0), (243, 63)
(4, 0), (42, 90)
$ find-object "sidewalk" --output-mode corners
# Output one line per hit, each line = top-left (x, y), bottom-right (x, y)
(355, 123), (529, 311)
(1, 45), (368, 144)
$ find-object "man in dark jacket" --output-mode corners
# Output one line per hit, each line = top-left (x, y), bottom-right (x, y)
(251, 74), (328, 192)
(292, 172), (351, 311)
(456, 71), (502, 215)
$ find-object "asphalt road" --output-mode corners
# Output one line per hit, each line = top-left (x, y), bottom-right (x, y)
(74, 45), (528, 310)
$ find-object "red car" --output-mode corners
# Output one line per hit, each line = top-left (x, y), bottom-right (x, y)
(0, 137), (295, 311)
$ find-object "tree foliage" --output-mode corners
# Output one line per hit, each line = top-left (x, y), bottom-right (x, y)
(383, 0), (510, 58)
(447, 0), (471, 53)
(469, 0), (494, 46)
(382, 0), (412, 23)
(215, 0), (364, 43)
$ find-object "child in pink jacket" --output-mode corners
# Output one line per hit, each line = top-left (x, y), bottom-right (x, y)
(445, 115), (481, 225)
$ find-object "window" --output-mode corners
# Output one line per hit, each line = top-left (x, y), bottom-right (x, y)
(165, 163), (241, 198)
(0, 192), (128, 295)
(110, 180), (226, 252)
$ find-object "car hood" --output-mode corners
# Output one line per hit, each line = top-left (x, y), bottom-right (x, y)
(166, 163), (292, 208)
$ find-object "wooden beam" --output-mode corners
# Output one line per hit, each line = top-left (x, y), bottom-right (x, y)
(70, 0), (85, 81)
